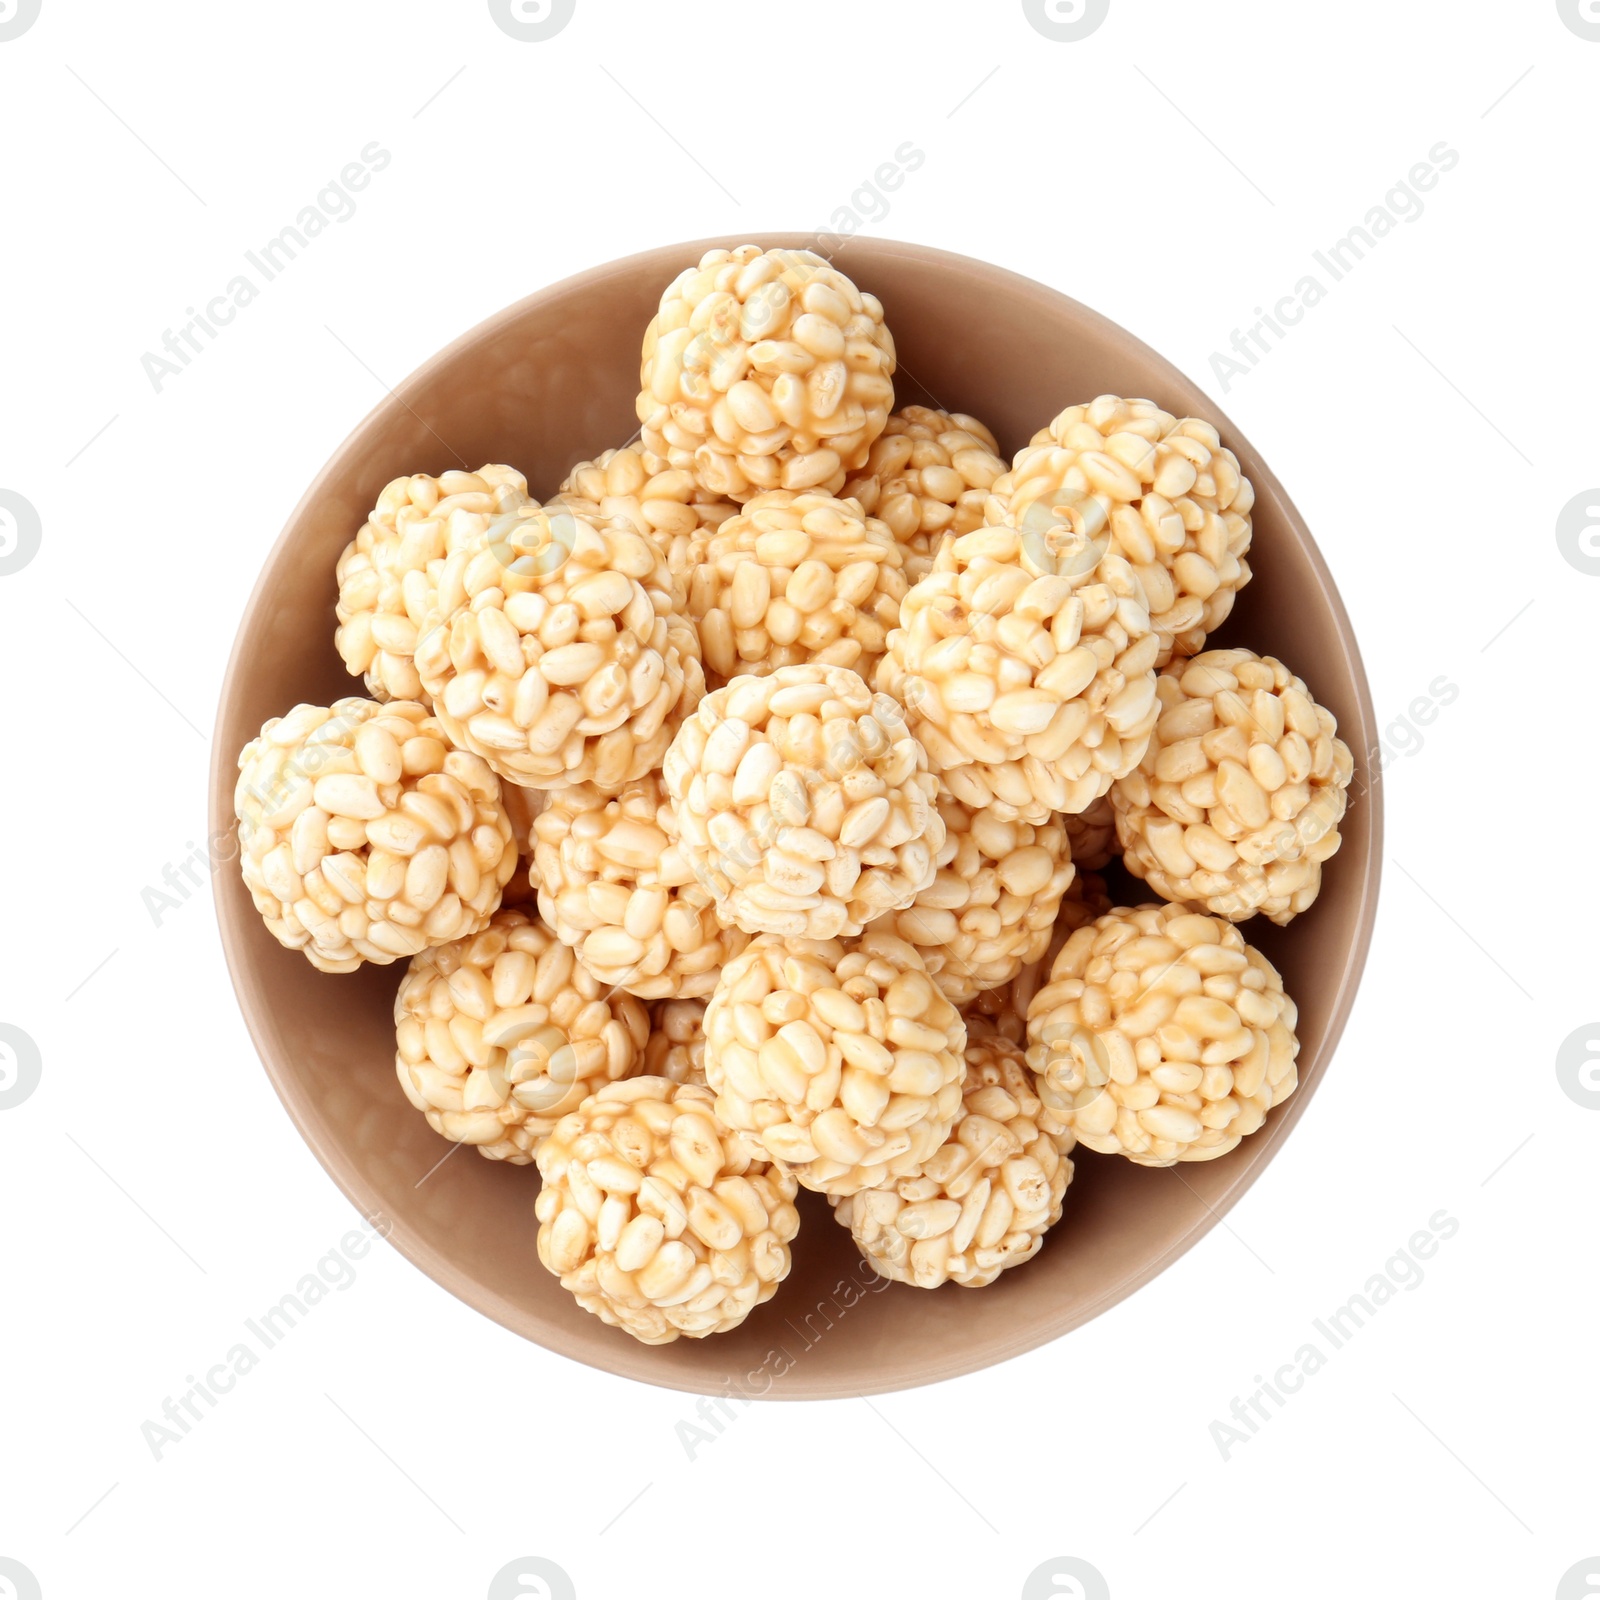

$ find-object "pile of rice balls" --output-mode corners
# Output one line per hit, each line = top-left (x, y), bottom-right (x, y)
(234, 244), (1354, 1346)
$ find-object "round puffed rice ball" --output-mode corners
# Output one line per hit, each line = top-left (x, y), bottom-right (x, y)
(991, 395), (1253, 667)
(877, 519), (1160, 823)
(704, 930), (966, 1196)
(1026, 901), (1299, 1166)
(535, 1077), (800, 1344)
(1112, 649), (1353, 925)
(552, 441), (737, 582)
(637, 244), (897, 503)
(685, 490), (907, 687)
(415, 503), (704, 791)
(843, 406), (1006, 582)
(662, 663), (943, 939)
(334, 467), (532, 703)
(1063, 793), (1117, 871)
(833, 1029), (1074, 1288)
(530, 775), (749, 999)
(874, 787), (1076, 1006)
(394, 909), (650, 1164)
(645, 999), (708, 1086)
(235, 697), (517, 973)
(961, 872), (1113, 1045)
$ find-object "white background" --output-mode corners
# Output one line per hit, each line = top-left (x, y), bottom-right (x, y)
(1, 1), (1595, 1597)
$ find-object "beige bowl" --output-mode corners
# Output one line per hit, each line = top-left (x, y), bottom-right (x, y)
(210, 236), (1381, 1397)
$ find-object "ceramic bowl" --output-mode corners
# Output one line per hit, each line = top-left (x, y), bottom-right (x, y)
(210, 235), (1381, 1397)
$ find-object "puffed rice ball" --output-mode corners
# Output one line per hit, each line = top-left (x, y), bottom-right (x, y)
(704, 930), (966, 1196)
(1026, 902), (1299, 1166)
(662, 663), (943, 939)
(645, 999), (708, 1086)
(843, 406), (1006, 582)
(334, 467), (531, 702)
(877, 519), (1160, 822)
(415, 503), (704, 791)
(685, 490), (907, 687)
(531, 775), (749, 999)
(535, 1077), (800, 1343)
(394, 909), (650, 1163)
(962, 872), (1113, 1044)
(991, 396), (1253, 666)
(235, 697), (517, 973)
(637, 244), (897, 502)
(834, 1030), (1074, 1288)
(875, 788), (1076, 1006)
(1112, 649), (1353, 925)
(1063, 793), (1116, 871)
(552, 441), (736, 581)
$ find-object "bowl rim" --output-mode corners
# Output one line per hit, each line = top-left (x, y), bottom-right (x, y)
(210, 232), (1383, 1397)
